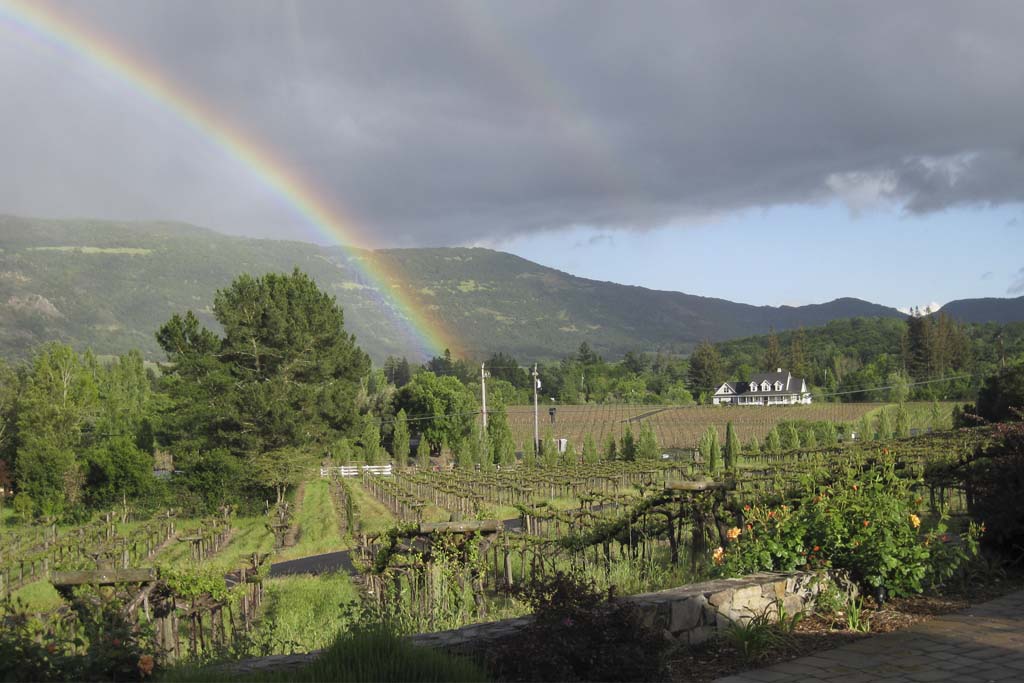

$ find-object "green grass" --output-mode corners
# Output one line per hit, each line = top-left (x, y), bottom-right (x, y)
(159, 623), (488, 682)
(345, 483), (399, 534)
(276, 480), (344, 561)
(246, 572), (360, 655)
(157, 516), (274, 572)
(9, 580), (65, 612)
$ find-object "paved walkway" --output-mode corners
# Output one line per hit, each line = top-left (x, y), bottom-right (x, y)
(716, 589), (1024, 683)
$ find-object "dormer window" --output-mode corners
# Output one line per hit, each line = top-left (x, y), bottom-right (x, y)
(749, 382), (757, 392)
(761, 381), (770, 391)
(775, 381), (783, 391)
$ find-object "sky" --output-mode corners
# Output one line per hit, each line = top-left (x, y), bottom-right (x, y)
(0, 0), (1022, 311)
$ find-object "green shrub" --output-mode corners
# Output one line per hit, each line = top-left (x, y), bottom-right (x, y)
(718, 461), (976, 596)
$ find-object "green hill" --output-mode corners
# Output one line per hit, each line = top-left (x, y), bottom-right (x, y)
(0, 214), (909, 363)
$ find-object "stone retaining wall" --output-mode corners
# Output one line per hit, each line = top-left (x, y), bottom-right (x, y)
(221, 571), (828, 675)
(410, 571), (826, 652)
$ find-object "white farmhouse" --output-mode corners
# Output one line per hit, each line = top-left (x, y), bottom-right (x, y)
(712, 368), (811, 406)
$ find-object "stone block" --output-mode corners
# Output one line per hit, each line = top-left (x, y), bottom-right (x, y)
(688, 625), (717, 646)
(733, 585), (763, 604)
(670, 596), (707, 632)
(708, 588), (735, 608)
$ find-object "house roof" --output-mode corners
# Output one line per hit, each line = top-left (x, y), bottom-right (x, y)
(715, 369), (808, 397)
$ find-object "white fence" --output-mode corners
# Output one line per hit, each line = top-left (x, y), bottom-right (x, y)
(320, 464), (393, 478)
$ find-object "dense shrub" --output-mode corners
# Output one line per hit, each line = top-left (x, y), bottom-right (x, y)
(717, 460), (977, 597)
(486, 571), (671, 682)
(0, 594), (155, 682)
(975, 364), (1024, 423)
(958, 421), (1024, 557)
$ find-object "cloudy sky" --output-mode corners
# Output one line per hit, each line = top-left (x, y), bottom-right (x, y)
(0, 0), (1022, 309)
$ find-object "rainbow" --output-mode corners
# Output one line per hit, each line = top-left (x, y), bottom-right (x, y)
(0, 0), (455, 359)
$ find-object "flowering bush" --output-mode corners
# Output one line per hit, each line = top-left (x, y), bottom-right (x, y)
(719, 460), (978, 597)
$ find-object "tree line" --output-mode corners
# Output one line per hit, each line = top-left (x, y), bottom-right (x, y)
(2, 269), (1021, 521)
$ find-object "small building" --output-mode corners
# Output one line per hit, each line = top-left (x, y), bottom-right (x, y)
(712, 368), (811, 406)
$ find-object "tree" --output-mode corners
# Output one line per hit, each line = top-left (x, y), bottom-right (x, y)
(622, 351), (649, 374)
(486, 352), (530, 388)
(820, 422), (838, 446)
(392, 409), (411, 464)
(782, 423), (801, 451)
(762, 329), (784, 371)
(15, 344), (98, 511)
(876, 408), (893, 441)
(746, 436), (761, 454)
(637, 422), (659, 461)
(522, 438), (536, 468)
(802, 428), (818, 449)
(487, 404), (516, 466)
(603, 433), (617, 461)
(249, 446), (313, 504)
(929, 400), (946, 432)
(582, 434), (598, 464)
(688, 341), (722, 400)
(788, 327), (809, 380)
(886, 371), (911, 404)
(0, 360), (21, 463)
(620, 426), (637, 461)
(765, 426), (782, 454)
(540, 429), (559, 468)
(724, 422), (740, 469)
(395, 372), (476, 453)
(83, 436), (154, 509)
(360, 418), (384, 465)
(416, 436), (431, 469)
(699, 427), (720, 472)
(858, 414), (873, 442)
(894, 403), (910, 438)
(157, 270), (370, 502)
(560, 437), (576, 466)
(453, 437), (473, 469)
(975, 364), (1024, 423)
(383, 356), (412, 388)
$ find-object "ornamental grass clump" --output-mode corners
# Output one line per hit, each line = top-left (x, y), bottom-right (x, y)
(718, 459), (979, 597)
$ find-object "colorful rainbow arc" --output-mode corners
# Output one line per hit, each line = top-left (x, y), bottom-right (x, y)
(0, 0), (454, 360)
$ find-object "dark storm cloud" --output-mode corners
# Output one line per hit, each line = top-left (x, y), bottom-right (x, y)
(1, 1), (1022, 245)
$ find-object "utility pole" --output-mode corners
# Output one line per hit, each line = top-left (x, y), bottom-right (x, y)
(532, 364), (540, 453)
(480, 362), (490, 435)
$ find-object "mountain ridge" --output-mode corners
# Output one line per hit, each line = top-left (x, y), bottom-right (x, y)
(0, 214), (1016, 363)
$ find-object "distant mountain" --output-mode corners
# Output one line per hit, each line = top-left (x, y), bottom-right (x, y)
(0, 214), (906, 362)
(938, 296), (1024, 324)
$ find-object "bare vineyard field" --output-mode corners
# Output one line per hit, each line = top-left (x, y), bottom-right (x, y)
(505, 402), (954, 450)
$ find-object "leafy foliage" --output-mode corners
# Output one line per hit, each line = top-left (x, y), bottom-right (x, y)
(718, 461), (978, 596)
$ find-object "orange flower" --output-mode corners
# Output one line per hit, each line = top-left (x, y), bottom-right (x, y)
(726, 527), (742, 542)
(852, 484), (859, 491)
(743, 504), (751, 512)
(863, 520), (870, 527)
(813, 545), (820, 552)
(780, 505), (788, 512)
(712, 546), (725, 565)
(46, 643), (58, 654)
(138, 655), (155, 677)
(909, 514), (921, 529)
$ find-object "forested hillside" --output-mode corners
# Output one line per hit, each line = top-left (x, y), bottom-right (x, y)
(0, 215), (905, 362)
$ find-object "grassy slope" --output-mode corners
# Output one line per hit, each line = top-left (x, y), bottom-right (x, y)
(276, 479), (343, 561)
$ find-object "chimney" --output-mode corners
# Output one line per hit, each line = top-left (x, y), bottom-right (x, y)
(776, 368), (782, 373)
